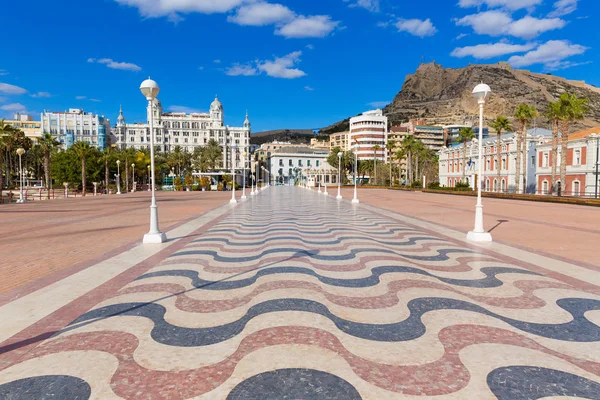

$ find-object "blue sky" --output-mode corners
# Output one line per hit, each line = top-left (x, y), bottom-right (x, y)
(0, 0), (596, 132)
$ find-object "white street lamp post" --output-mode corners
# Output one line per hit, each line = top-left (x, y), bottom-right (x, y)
(131, 163), (136, 193)
(337, 152), (343, 200)
(16, 148), (26, 203)
(467, 83), (493, 242)
(230, 143), (237, 204)
(318, 169), (322, 194)
(352, 144), (360, 204)
(140, 77), (167, 244)
(241, 152), (247, 200)
(116, 160), (121, 195)
(147, 165), (151, 191)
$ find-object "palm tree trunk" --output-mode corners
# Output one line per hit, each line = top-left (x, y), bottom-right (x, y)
(462, 141), (467, 182)
(0, 160), (4, 204)
(559, 120), (569, 196)
(105, 159), (109, 193)
(44, 150), (50, 199)
(521, 123), (528, 194)
(515, 128), (522, 194)
(125, 160), (129, 192)
(496, 131), (502, 193)
(81, 157), (87, 196)
(550, 119), (559, 194)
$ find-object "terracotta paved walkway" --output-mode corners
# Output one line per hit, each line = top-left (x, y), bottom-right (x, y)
(342, 188), (600, 267)
(0, 191), (231, 294)
(1, 187), (599, 399)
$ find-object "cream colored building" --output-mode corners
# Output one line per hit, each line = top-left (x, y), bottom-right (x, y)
(5, 113), (42, 140)
(329, 131), (349, 151)
(114, 96), (251, 170)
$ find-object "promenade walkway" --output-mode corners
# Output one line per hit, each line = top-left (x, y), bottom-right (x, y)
(0, 187), (599, 399)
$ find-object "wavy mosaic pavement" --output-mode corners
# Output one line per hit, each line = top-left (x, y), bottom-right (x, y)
(2, 187), (600, 399)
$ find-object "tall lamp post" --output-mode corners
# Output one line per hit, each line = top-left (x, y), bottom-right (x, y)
(467, 83), (493, 242)
(591, 133), (600, 199)
(230, 143), (237, 204)
(337, 152), (343, 200)
(140, 77), (167, 244)
(16, 148), (26, 203)
(131, 163), (136, 192)
(116, 160), (121, 195)
(352, 144), (360, 204)
(241, 151), (247, 200)
(147, 165), (151, 191)
(323, 169), (329, 196)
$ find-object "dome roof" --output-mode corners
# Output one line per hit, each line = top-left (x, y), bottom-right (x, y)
(210, 95), (222, 110)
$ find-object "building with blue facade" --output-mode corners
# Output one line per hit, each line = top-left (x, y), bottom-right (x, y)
(40, 108), (111, 150)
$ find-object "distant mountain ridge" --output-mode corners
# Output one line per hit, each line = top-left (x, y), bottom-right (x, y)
(250, 129), (321, 145)
(383, 62), (600, 129)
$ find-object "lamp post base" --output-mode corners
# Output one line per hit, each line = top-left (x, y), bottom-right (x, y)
(336, 195), (343, 200)
(143, 231), (167, 244)
(351, 198), (360, 204)
(241, 195), (247, 200)
(16, 199), (27, 204)
(230, 198), (238, 204)
(467, 231), (492, 242)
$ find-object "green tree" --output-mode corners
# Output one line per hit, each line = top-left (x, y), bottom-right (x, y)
(37, 133), (60, 198)
(386, 140), (396, 186)
(203, 139), (223, 171)
(401, 136), (418, 185)
(372, 144), (381, 185)
(556, 93), (588, 195)
(489, 116), (512, 193)
(514, 104), (538, 194)
(0, 119), (14, 192)
(457, 127), (475, 183)
(71, 141), (94, 196)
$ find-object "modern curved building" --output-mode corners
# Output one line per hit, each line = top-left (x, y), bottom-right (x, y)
(349, 109), (388, 162)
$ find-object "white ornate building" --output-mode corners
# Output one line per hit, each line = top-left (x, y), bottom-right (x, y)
(41, 108), (110, 150)
(438, 128), (552, 193)
(113, 96), (251, 170)
(349, 109), (388, 162)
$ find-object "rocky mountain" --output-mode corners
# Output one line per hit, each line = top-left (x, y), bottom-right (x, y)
(382, 62), (600, 129)
(250, 129), (322, 145)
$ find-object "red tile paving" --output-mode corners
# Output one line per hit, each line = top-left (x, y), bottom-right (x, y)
(0, 192), (231, 294)
(343, 188), (600, 267)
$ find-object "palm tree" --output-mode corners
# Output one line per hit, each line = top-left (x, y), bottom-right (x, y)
(372, 144), (381, 185)
(204, 139), (223, 171)
(457, 127), (475, 183)
(556, 93), (588, 195)
(0, 119), (14, 194)
(71, 141), (94, 196)
(395, 148), (406, 185)
(545, 101), (561, 194)
(122, 147), (137, 192)
(386, 140), (396, 186)
(37, 133), (60, 199)
(489, 116), (512, 193)
(401, 136), (418, 185)
(514, 104), (538, 194)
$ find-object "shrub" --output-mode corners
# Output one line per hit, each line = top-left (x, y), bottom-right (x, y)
(410, 181), (423, 188)
(428, 181), (440, 189)
(455, 181), (471, 189)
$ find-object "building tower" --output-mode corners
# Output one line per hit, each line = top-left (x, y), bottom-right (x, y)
(147, 99), (162, 125)
(210, 95), (224, 128)
(244, 110), (251, 132)
(117, 105), (126, 127)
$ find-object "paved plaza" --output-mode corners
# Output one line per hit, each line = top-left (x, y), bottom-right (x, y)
(1, 187), (600, 399)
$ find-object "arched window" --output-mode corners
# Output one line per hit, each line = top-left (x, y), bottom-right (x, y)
(493, 179), (498, 192)
(573, 180), (581, 197)
(486, 179), (490, 191)
(502, 157), (506, 170)
(501, 179), (506, 192)
(542, 180), (549, 195)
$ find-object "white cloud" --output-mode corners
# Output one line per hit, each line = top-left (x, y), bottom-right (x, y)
(87, 58), (96, 63)
(395, 18), (437, 37)
(94, 58), (142, 72)
(228, 2), (294, 26)
(456, 11), (565, 39)
(544, 60), (591, 71)
(304, 86), (315, 91)
(276, 15), (339, 38)
(225, 51), (307, 79)
(508, 40), (588, 69)
(258, 51), (307, 78)
(451, 41), (536, 58)
(0, 83), (27, 95)
(456, 33), (468, 40)
(112, 0), (245, 20)
(368, 101), (389, 108)
(76, 96), (87, 100)
(0, 69), (8, 76)
(31, 92), (52, 98)
(89, 98), (101, 102)
(458, 0), (542, 10)
(225, 64), (259, 76)
(214, 59), (221, 64)
(0, 103), (26, 112)
(376, 21), (390, 28)
(306, 44), (314, 50)
(548, 0), (578, 17)
(198, 66), (205, 70)
(168, 105), (203, 113)
(0, 97), (6, 103)
(347, 0), (380, 12)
